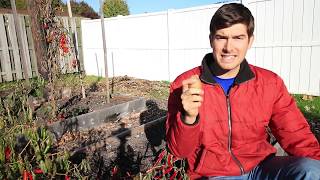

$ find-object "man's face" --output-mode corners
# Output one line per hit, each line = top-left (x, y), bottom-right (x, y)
(210, 23), (254, 77)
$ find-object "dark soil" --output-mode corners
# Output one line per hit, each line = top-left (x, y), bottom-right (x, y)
(57, 106), (167, 179)
(49, 76), (169, 179)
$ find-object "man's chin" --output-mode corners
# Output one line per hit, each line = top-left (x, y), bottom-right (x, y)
(218, 63), (237, 70)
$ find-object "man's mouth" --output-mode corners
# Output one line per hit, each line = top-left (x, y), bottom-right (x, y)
(221, 55), (236, 62)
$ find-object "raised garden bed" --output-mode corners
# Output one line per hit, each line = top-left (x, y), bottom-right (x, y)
(52, 98), (167, 178)
(48, 97), (146, 139)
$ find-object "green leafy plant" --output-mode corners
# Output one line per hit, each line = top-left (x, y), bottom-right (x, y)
(29, 77), (46, 98)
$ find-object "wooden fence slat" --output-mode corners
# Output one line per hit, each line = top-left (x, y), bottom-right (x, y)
(76, 17), (84, 71)
(70, 17), (79, 72)
(7, 14), (22, 80)
(24, 15), (38, 77)
(19, 14), (32, 78)
(0, 14), (13, 81)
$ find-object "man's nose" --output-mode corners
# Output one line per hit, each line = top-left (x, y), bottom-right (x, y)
(223, 39), (232, 52)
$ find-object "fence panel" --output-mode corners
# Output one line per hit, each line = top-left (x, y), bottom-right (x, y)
(245, 0), (320, 95)
(81, 0), (320, 95)
(81, 12), (170, 80)
(0, 13), (84, 82)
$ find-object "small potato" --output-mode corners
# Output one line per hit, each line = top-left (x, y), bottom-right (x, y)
(188, 75), (202, 90)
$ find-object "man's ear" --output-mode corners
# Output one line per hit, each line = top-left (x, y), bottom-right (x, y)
(248, 35), (254, 49)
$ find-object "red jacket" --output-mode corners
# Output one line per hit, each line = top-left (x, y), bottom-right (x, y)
(166, 53), (320, 179)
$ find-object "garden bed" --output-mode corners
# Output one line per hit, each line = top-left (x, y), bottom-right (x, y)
(48, 97), (146, 139)
(38, 76), (170, 178)
(55, 99), (167, 179)
(0, 75), (170, 179)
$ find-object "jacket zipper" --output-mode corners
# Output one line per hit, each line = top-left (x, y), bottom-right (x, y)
(200, 77), (245, 174)
(226, 94), (245, 175)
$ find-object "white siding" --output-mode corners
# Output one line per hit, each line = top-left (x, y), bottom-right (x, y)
(245, 0), (320, 95)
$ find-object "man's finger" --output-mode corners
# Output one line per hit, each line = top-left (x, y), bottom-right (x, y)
(190, 95), (203, 102)
(188, 88), (204, 95)
(181, 93), (203, 104)
(182, 80), (189, 93)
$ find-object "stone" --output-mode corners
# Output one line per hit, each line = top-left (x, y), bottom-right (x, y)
(61, 87), (72, 100)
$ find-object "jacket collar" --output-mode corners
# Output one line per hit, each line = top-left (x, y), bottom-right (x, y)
(200, 53), (255, 85)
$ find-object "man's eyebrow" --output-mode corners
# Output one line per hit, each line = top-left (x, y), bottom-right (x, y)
(215, 34), (228, 38)
(233, 34), (246, 38)
(214, 34), (247, 38)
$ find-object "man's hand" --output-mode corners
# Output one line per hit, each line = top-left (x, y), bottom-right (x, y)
(181, 75), (203, 124)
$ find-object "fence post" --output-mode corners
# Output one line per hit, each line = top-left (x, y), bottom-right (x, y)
(167, 9), (172, 82)
(67, 0), (80, 72)
(100, 0), (110, 103)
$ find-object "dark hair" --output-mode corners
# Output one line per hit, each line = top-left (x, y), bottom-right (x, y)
(209, 3), (254, 38)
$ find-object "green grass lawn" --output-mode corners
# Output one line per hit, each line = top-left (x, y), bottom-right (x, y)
(293, 95), (320, 120)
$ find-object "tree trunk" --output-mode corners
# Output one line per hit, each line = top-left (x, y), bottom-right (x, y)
(27, 0), (48, 79)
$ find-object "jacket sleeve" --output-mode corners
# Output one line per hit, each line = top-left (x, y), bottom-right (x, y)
(270, 77), (320, 160)
(166, 81), (202, 158)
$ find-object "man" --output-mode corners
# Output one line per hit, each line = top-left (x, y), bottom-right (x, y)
(166, 3), (320, 180)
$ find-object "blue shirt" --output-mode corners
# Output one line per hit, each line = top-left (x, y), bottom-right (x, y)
(213, 76), (235, 95)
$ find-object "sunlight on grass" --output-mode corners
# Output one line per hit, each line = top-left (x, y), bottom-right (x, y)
(54, 74), (104, 89)
(293, 94), (320, 120)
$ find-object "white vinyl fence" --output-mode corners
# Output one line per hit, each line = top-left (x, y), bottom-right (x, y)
(81, 0), (320, 96)
(245, 0), (320, 96)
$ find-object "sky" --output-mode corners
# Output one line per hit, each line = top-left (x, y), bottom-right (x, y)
(69, 0), (233, 15)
